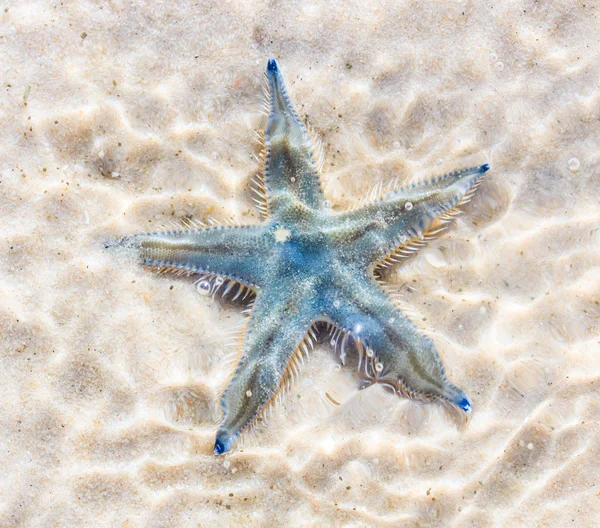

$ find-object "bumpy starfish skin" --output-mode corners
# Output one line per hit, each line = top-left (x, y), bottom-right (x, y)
(116, 59), (490, 455)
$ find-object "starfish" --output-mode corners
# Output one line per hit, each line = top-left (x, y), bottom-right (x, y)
(114, 59), (490, 455)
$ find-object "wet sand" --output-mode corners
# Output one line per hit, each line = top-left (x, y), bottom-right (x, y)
(0, 1), (599, 526)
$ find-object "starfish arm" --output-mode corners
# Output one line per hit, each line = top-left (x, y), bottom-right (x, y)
(331, 164), (490, 267)
(258, 59), (326, 214)
(121, 225), (273, 288)
(214, 285), (318, 454)
(324, 271), (470, 412)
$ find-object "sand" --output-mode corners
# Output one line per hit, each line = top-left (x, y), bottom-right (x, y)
(1, 1), (599, 526)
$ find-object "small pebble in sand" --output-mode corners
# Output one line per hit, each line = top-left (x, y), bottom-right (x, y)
(110, 171), (120, 178)
(223, 459), (231, 468)
(246, 390), (252, 397)
(393, 141), (400, 149)
(568, 157), (580, 172)
(424, 248), (447, 268)
(527, 443), (534, 450)
(98, 150), (105, 158)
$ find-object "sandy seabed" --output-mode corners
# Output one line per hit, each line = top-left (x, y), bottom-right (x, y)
(1, 1), (599, 527)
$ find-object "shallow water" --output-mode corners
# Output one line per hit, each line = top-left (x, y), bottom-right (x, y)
(1, 1), (599, 526)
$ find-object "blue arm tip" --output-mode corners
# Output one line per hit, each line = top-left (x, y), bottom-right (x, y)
(214, 437), (227, 455)
(267, 59), (278, 72)
(480, 163), (490, 173)
(457, 396), (472, 413)
(214, 431), (234, 455)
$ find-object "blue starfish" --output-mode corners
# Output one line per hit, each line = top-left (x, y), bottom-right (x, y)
(114, 59), (490, 455)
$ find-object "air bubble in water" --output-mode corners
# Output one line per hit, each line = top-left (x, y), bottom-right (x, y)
(290, 177), (296, 182)
(197, 280), (211, 295)
(405, 201), (413, 211)
(568, 157), (580, 172)
(495, 61), (504, 71)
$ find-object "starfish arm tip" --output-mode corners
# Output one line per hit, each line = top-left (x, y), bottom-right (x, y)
(479, 163), (490, 173)
(456, 395), (472, 414)
(267, 58), (278, 73)
(104, 234), (140, 251)
(214, 432), (233, 455)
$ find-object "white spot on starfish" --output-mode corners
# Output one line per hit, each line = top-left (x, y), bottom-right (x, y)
(273, 227), (292, 243)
